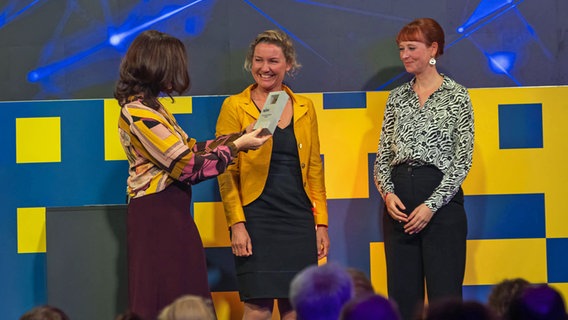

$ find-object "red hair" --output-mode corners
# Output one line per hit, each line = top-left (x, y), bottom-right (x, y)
(396, 18), (445, 57)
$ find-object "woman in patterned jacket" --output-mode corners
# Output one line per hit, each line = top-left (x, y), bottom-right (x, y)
(114, 30), (270, 320)
(374, 18), (475, 320)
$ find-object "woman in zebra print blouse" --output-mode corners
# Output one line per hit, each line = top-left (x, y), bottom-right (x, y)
(374, 18), (475, 320)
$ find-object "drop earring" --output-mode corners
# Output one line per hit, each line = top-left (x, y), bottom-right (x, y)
(429, 57), (436, 66)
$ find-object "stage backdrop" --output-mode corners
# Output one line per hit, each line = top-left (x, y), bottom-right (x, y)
(1, 86), (567, 319)
(0, 0), (567, 101)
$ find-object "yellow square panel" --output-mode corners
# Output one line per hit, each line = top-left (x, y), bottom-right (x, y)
(309, 91), (388, 199)
(104, 99), (126, 161)
(549, 283), (568, 305)
(211, 291), (243, 320)
(16, 117), (61, 163)
(193, 201), (231, 247)
(159, 96), (192, 114)
(464, 239), (547, 285)
(17, 207), (46, 253)
(370, 242), (388, 296)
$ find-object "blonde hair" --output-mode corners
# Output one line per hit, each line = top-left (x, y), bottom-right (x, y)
(157, 295), (215, 320)
(244, 29), (301, 76)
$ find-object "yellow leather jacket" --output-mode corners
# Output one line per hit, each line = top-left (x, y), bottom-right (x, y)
(215, 84), (328, 227)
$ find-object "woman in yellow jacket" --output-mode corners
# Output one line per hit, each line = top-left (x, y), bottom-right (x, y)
(216, 30), (329, 320)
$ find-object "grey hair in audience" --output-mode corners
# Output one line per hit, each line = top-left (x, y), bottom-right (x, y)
(290, 263), (353, 320)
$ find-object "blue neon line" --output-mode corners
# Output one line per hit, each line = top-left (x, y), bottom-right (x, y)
(100, 0), (113, 25)
(111, 0), (206, 45)
(469, 37), (521, 86)
(513, 7), (553, 60)
(294, 0), (410, 22)
(458, 0), (523, 34)
(29, 42), (108, 81)
(447, 0), (523, 50)
(375, 72), (408, 91)
(242, 0), (331, 65)
(13, 0), (42, 18)
(0, 0), (44, 27)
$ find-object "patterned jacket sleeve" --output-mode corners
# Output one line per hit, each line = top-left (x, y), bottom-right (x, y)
(374, 92), (396, 198)
(128, 109), (236, 185)
(424, 88), (474, 212)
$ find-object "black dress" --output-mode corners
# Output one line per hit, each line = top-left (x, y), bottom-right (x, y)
(235, 121), (318, 300)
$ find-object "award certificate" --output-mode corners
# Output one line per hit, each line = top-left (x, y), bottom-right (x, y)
(253, 90), (289, 135)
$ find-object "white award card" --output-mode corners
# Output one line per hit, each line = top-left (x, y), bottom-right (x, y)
(253, 90), (289, 135)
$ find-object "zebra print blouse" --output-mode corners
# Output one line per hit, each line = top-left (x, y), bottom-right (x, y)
(374, 75), (474, 213)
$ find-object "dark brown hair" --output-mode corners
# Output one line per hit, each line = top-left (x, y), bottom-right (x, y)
(488, 278), (531, 319)
(114, 30), (190, 108)
(396, 18), (445, 57)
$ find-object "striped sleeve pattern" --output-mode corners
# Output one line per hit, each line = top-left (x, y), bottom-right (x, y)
(118, 101), (236, 198)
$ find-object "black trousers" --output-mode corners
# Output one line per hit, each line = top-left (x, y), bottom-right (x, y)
(383, 164), (467, 320)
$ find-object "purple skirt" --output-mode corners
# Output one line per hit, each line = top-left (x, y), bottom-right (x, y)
(127, 182), (211, 320)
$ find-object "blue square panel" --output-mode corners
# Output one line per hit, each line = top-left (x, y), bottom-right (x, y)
(498, 103), (543, 149)
(546, 238), (568, 283)
(465, 194), (545, 240)
(323, 92), (366, 109)
(463, 284), (493, 304)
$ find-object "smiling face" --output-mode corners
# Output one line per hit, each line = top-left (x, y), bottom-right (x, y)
(398, 40), (438, 75)
(395, 18), (445, 76)
(251, 42), (291, 92)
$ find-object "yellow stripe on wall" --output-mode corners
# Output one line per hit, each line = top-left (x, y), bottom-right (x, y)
(160, 96), (193, 114)
(370, 242), (388, 296)
(104, 99), (126, 161)
(464, 238), (547, 285)
(17, 207), (47, 253)
(550, 283), (568, 307)
(308, 91), (388, 199)
(194, 201), (231, 247)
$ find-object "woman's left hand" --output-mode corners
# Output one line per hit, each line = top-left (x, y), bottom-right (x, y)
(404, 203), (433, 234)
(316, 226), (330, 259)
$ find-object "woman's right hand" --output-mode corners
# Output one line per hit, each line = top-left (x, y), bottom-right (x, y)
(385, 193), (408, 223)
(230, 222), (253, 256)
(233, 128), (271, 151)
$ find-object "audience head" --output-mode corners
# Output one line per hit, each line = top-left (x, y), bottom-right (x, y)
(488, 278), (531, 320)
(157, 295), (216, 320)
(290, 263), (354, 320)
(425, 298), (497, 320)
(19, 305), (70, 320)
(114, 311), (143, 320)
(345, 267), (375, 298)
(509, 284), (568, 320)
(340, 293), (401, 320)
